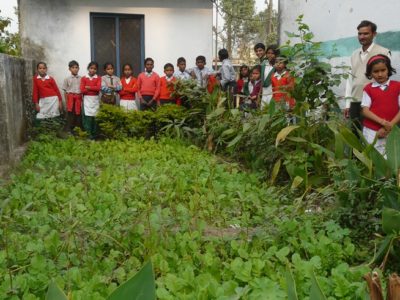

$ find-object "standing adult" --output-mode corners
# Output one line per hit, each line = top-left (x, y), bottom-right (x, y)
(254, 43), (275, 109)
(344, 20), (391, 130)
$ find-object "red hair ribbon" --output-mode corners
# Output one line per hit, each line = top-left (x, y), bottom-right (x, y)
(367, 55), (387, 66)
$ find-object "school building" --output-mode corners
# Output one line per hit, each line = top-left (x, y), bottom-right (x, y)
(18, 0), (213, 84)
(279, 0), (400, 101)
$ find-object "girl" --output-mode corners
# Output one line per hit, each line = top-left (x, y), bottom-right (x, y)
(101, 62), (122, 105)
(271, 56), (295, 110)
(137, 57), (160, 111)
(236, 65), (250, 95)
(241, 65), (262, 110)
(361, 54), (400, 155)
(80, 61), (101, 139)
(32, 62), (63, 120)
(119, 63), (138, 111)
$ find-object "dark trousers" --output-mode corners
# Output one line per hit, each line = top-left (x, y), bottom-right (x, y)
(159, 99), (177, 106)
(349, 102), (362, 136)
(140, 95), (157, 111)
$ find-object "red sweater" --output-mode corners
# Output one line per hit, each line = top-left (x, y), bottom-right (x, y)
(271, 72), (295, 108)
(363, 81), (400, 131)
(119, 76), (138, 100)
(158, 76), (176, 101)
(137, 72), (160, 98)
(32, 75), (62, 103)
(80, 75), (101, 96)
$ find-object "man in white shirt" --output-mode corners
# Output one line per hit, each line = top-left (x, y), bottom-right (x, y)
(344, 20), (390, 132)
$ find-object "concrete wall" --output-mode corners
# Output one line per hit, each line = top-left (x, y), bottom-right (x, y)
(19, 0), (213, 87)
(279, 0), (400, 99)
(0, 54), (34, 172)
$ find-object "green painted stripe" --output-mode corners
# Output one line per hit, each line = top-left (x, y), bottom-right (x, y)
(321, 31), (400, 57)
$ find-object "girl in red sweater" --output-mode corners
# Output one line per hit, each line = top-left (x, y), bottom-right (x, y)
(271, 56), (295, 110)
(137, 57), (160, 111)
(119, 63), (138, 111)
(32, 62), (63, 120)
(158, 63), (177, 106)
(80, 61), (101, 139)
(361, 55), (400, 155)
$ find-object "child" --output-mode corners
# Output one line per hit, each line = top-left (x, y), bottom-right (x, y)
(241, 65), (262, 110)
(32, 62), (63, 120)
(218, 48), (236, 92)
(158, 63), (177, 106)
(80, 61), (101, 139)
(190, 55), (213, 88)
(266, 44), (280, 67)
(254, 43), (275, 109)
(271, 56), (295, 110)
(137, 57), (160, 111)
(119, 63), (138, 111)
(174, 57), (191, 81)
(101, 62), (122, 105)
(62, 60), (82, 133)
(361, 54), (400, 155)
(236, 65), (249, 94)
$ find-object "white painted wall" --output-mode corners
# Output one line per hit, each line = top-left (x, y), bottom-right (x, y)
(19, 0), (213, 87)
(279, 0), (400, 102)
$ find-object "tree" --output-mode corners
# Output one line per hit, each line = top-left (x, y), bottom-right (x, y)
(0, 9), (21, 56)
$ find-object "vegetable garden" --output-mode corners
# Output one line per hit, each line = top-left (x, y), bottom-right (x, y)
(1, 18), (400, 299)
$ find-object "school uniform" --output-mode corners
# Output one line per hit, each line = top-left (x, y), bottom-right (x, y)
(361, 80), (400, 155)
(260, 57), (275, 109)
(190, 66), (213, 88)
(242, 79), (262, 110)
(62, 74), (82, 131)
(119, 76), (138, 111)
(345, 43), (391, 131)
(32, 74), (62, 119)
(158, 76), (177, 105)
(220, 58), (236, 91)
(101, 75), (122, 105)
(137, 71), (160, 111)
(80, 74), (101, 139)
(271, 71), (296, 109)
(174, 70), (191, 81)
(236, 77), (249, 94)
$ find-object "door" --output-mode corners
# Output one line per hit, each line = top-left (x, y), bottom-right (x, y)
(90, 13), (144, 77)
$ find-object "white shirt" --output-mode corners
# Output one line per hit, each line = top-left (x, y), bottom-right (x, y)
(273, 71), (287, 80)
(37, 74), (50, 80)
(174, 70), (191, 81)
(361, 80), (400, 108)
(189, 66), (213, 88)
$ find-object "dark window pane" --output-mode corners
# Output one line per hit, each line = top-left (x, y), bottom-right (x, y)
(119, 17), (143, 77)
(92, 17), (116, 76)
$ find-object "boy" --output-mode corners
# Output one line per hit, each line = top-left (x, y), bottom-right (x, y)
(254, 43), (274, 108)
(62, 60), (82, 133)
(137, 57), (160, 111)
(158, 63), (177, 106)
(190, 55), (213, 88)
(218, 48), (236, 93)
(174, 57), (191, 80)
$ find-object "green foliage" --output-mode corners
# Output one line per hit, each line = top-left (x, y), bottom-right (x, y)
(0, 9), (21, 56)
(0, 138), (369, 299)
(46, 281), (67, 300)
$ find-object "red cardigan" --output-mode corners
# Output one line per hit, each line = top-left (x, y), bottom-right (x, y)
(32, 75), (62, 103)
(363, 81), (400, 131)
(80, 75), (101, 96)
(271, 72), (296, 108)
(119, 76), (138, 100)
(158, 76), (176, 101)
(137, 72), (160, 98)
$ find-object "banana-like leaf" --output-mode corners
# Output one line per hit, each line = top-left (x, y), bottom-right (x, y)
(386, 126), (400, 176)
(339, 125), (363, 152)
(107, 261), (156, 300)
(276, 125), (300, 147)
(382, 207), (400, 235)
(353, 149), (372, 173)
(270, 159), (281, 185)
(286, 265), (299, 300)
(369, 234), (395, 266)
(46, 281), (68, 300)
(310, 271), (327, 300)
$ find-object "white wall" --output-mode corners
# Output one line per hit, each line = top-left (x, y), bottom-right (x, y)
(19, 0), (213, 86)
(279, 0), (400, 101)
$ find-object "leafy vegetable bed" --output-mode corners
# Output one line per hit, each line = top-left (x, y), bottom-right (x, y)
(0, 138), (368, 299)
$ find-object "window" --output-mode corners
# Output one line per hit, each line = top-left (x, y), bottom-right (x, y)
(90, 13), (144, 77)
